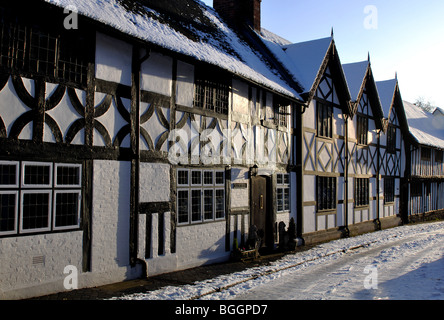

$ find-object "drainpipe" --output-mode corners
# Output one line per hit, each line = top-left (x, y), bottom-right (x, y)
(296, 103), (306, 245)
(343, 114), (350, 237)
(376, 129), (382, 230)
(130, 46), (151, 267)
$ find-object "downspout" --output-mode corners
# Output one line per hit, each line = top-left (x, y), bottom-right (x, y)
(375, 129), (382, 230)
(130, 46), (151, 268)
(343, 114), (350, 237)
(296, 103), (307, 245)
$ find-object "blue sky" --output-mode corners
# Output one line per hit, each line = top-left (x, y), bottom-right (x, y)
(202, 0), (444, 108)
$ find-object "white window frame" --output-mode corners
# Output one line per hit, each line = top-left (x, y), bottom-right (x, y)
(203, 170), (214, 186)
(53, 190), (81, 230)
(0, 161), (19, 188)
(215, 170), (225, 186)
(191, 170), (202, 186)
(177, 169), (190, 187)
(19, 189), (52, 233)
(21, 162), (53, 188)
(277, 173), (290, 213)
(0, 191), (19, 236)
(203, 188), (214, 222)
(190, 188), (203, 223)
(177, 188), (190, 226)
(215, 188), (225, 220)
(54, 163), (82, 188)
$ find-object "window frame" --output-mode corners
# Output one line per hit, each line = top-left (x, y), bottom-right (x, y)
(354, 178), (370, 207)
(386, 125), (397, 154)
(276, 173), (290, 213)
(0, 191), (19, 236)
(357, 114), (368, 145)
(316, 176), (337, 212)
(0, 161), (82, 237)
(0, 5), (90, 89)
(53, 190), (82, 231)
(19, 189), (52, 234)
(0, 160), (19, 188)
(317, 100), (333, 139)
(176, 168), (225, 225)
(193, 69), (230, 115)
(384, 177), (395, 204)
(21, 161), (53, 189)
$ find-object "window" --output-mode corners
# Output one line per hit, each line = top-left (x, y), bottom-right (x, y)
(317, 176), (336, 211)
(193, 70), (229, 115)
(317, 101), (333, 138)
(274, 104), (289, 128)
(177, 169), (225, 225)
(357, 115), (368, 145)
(387, 125), (396, 153)
(421, 148), (431, 162)
(354, 178), (369, 207)
(277, 173), (290, 212)
(0, 6), (89, 88)
(436, 150), (443, 163)
(0, 161), (82, 236)
(384, 177), (395, 204)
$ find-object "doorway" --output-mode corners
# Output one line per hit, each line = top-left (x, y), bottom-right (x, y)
(251, 175), (274, 250)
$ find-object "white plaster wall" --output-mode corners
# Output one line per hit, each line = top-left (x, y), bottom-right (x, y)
(232, 79), (249, 115)
(0, 76), (32, 138)
(231, 167), (249, 208)
(95, 32), (132, 86)
(0, 232), (83, 299)
(176, 221), (229, 270)
(141, 52), (172, 96)
(176, 60), (194, 107)
(139, 162), (170, 203)
(91, 160), (132, 274)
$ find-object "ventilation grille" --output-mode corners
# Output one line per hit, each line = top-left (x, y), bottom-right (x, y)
(32, 255), (45, 265)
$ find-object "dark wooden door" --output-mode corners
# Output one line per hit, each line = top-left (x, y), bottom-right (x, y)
(251, 176), (269, 248)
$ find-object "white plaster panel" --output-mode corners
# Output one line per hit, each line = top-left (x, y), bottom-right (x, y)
(95, 32), (132, 86)
(0, 76), (32, 137)
(91, 160), (131, 272)
(176, 221), (229, 270)
(232, 79), (249, 115)
(176, 60), (194, 107)
(231, 167), (249, 208)
(141, 52), (172, 96)
(139, 162), (170, 203)
(0, 231), (83, 299)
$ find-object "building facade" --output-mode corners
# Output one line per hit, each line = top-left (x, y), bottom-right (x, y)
(0, 0), (441, 299)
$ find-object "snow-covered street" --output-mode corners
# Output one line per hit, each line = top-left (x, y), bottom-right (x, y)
(113, 221), (444, 300)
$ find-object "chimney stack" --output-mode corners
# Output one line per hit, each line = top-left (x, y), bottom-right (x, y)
(213, 0), (262, 32)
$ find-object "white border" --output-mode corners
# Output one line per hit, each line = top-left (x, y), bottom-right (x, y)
(21, 162), (53, 188)
(19, 190), (52, 233)
(0, 191), (19, 235)
(0, 161), (19, 188)
(53, 190), (81, 230)
(54, 164), (82, 188)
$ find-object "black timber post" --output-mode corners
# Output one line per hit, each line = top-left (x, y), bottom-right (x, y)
(129, 45), (150, 266)
(295, 103), (304, 242)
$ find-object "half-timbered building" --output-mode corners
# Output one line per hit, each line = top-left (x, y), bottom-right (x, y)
(402, 100), (444, 219)
(1, 0), (442, 299)
(0, 0), (300, 299)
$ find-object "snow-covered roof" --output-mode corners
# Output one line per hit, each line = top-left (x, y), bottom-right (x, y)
(376, 79), (397, 118)
(403, 100), (444, 149)
(43, 0), (300, 99)
(342, 61), (368, 102)
(282, 37), (333, 94)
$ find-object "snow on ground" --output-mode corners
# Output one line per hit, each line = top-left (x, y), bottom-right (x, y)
(112, 221), (444, 300)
